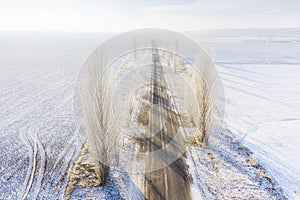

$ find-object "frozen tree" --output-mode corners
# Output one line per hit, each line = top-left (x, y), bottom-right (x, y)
(192, 51), (215, 146)
(194, 76), (213, 145)
(80, 51), (119, 185)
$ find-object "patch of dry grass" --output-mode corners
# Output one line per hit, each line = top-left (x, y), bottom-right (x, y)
(65, 145), (102, 200)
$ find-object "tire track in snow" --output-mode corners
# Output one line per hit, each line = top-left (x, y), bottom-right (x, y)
(45, 120), (82, 178)
(36, 118), (83, 199)
(17, 116), (82, 199)
(19, 126), (34, 200)
(19, 126), (46, 200)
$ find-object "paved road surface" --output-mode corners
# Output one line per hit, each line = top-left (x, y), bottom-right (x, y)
(137, 47), (191, 200)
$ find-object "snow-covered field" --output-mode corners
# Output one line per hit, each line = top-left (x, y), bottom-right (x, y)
(203, 29), (300, 198)
(0, 32), (106, 199)
(0, 29), (299, 199)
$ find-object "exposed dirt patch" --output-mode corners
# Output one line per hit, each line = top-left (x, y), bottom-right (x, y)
(65, 145), (102, 199)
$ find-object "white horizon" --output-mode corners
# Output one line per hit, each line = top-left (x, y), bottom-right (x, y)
(0, 0), (299, 32)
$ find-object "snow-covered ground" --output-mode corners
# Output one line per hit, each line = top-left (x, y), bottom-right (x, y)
(201, 29), (300, 198)
(0, 32), (111, 199)
(219, 64), (300, 199)
(0, 29), (299, 199)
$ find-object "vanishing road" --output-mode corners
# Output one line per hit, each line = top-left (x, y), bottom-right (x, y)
(137, 47), (191, 200)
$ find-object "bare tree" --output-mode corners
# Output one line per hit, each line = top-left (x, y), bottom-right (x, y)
(193, 77), (213, 145)
(192, 52), (215, 146)
(81, 51), (118, 185)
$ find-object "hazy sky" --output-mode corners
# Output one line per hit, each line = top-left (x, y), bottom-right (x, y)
(0, 0), (299, 31)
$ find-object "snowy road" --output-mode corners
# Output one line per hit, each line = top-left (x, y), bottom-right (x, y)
(137, 48), (191, 200)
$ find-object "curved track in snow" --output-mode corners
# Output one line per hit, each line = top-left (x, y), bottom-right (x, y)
(19, 126), (46, 200)
(18, 117), (83, 200)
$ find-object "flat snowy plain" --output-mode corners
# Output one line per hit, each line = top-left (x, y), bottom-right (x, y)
(198, 28), (300, 199)
(0, 28), (299, 199)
